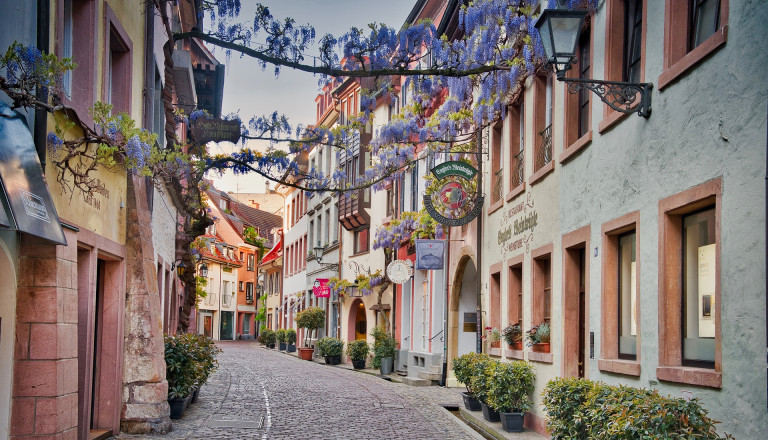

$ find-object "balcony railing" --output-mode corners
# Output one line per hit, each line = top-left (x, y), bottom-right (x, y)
(492, 168), (504, 204)
(511, 150), (525, 188)
(535, 125), (552, 171)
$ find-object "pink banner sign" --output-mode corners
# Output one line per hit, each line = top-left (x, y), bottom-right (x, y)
(312, 278), (330, 298)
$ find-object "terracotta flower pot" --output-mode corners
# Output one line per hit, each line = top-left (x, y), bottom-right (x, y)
(297, 347), (314, 360)
(509, 342), (523, 351)
(532, 342), (550, 353)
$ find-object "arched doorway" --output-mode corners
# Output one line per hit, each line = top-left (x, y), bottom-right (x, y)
(449, 254), (478, 366)
(347, 298), (368, 341)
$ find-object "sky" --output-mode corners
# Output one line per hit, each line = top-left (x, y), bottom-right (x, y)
(205, 0), (416, 194)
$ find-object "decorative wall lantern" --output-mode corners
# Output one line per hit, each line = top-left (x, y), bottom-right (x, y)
(199, 262), (209, 278)
(535, 0), (652, 117)
(173, 260), (187, 277)
(313, 244), (339, 271)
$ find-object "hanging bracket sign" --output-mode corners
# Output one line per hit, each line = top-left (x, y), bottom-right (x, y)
(423, 161), (483, 227)
(386, 259), (413, 284)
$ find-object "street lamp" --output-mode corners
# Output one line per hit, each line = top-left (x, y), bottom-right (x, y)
(535, 1), (652, 117)
(173, 260), (187, 277)
(199, 262), (209, 278)
(313, 244), (339, 271)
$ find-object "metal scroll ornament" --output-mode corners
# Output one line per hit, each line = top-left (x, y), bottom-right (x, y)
(423, 161), (484, 226)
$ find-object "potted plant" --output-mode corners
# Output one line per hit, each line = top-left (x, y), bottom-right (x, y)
(295, 306), (325, 360)
(286, 328), (297, 353)
(371, 326), (397, 375)
(276, 328), (287, 351)
(471, 357), (501, 422)
(484, 327), (501, 349)
(187, 333), (221, 404)
(526, 322), (551, 352)
(452, 352), (486, 411)
(317, 337), (344, 364)
(164, 334), (196, 418)
(488, 360), (535, 432)
(502, 323), (523, 350)
(346, 339), (369, 369)
(259, 329), (276, 348)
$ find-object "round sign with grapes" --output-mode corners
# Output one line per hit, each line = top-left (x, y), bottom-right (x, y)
(424, 161), (483, 227)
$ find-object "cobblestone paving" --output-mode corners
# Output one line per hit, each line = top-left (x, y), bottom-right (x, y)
(116, 341), (484, 440)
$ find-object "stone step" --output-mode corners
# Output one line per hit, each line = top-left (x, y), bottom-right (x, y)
(402, 377), (432, 387)
(429, 364), (442, 374)
(418, 371), (443, 381)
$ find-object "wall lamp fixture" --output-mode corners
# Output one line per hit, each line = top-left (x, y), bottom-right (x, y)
(535, 1), (652, 118)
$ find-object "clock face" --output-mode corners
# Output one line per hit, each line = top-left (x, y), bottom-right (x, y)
(387, 260), (412, 284)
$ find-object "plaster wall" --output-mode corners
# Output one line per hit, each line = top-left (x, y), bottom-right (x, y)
(283, 187), (307, 300)
(555, 3), (768, 438)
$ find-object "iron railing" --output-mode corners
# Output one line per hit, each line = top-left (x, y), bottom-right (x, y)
(492, 168), (504, 203)
(535, 125), (552, 171)
(511, 150), (525, 188)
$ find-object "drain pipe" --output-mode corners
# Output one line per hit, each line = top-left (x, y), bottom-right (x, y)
(440, 230), (450, 386)
(765, 99), (767, 412)
(476, 131), (484, 354)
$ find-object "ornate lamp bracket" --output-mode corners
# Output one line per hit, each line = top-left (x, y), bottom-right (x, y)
(559, 76), (653, 118)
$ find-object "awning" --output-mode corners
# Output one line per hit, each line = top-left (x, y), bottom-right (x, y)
(0, 103), (66, 245)
(370, 304), (391, 311)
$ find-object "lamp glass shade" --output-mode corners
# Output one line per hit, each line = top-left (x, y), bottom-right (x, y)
(314, 245), (324, 256)
(199, 263), (209, 278)
(535, 8), (586, 64)
(175, 260), (187, 277)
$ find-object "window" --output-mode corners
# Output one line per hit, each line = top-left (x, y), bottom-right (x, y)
(410, 162), (419, 212)
(601, 0), (646, 132)
(246, 282), (254, 302)
(489, 265), (502, 347)
(243, 317), (250, 334)
(562, 21), (593, 161)
(507, 102), (525, 193)
(248, 254), (255, 271)
(62, 0), (73, 97)
(490, 121), (503, 207)
(507, 259), (523, 329)
(239, 281), (244, 291)
(658, 178), (721, 388)
(354, 227), (369, 254)
(531, 244), (553, 359)
(659, 0), (727, 89)
(623, 0), (643, 83)
(532, 74), (554, 180)
(104, 5), (133, 115)
(600, 212), (641, 375)
(325, 209), (331, 244)
(309, 220), (314, 248)
(577, 29), (591, 138)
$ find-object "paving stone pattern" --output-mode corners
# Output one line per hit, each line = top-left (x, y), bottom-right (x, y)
(115, 341), (484, 440)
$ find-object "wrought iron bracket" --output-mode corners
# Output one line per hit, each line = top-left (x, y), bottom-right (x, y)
(558, 76), (652, 118)
(316, 261), (339, 271)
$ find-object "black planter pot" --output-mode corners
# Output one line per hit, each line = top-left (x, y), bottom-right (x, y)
(325, 355), (341, 365)
(461, 392), (482, 411)
(286, 344), (296, 353)
(500, 412), (525, 433)
(480, 401), (500, 422)
(267, 343), (275, 349)
(183, 394), (192, 410)
(351, 359), (366, 369)
(168, 398), (185, 419)
(190, 386), (200, 404)
(279, 342), (287, 351)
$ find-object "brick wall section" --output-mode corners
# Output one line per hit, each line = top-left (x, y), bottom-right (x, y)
(121, 176), (172, 434)
(11, 228), (79, 440)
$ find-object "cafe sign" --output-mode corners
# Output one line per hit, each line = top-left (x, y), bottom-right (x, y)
(423, 161), (483, 227)
(190, 118), (241, 145)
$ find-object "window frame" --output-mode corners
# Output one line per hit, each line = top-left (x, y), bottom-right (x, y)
(530, 74), (555, 185)
(658, 0), (728, 90)
(506, 100), (526, 201)
(103, 5), (133, 115)
(561, 18), (593, 164)
(530, 243), (553, 363)
(657, 178), (722, 388)
(505, 255), (524, 359)
(489, 262), (503, 355)
(599, 211), (642, 376)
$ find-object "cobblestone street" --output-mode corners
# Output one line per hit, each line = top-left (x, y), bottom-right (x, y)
(117, 341), (489, 439)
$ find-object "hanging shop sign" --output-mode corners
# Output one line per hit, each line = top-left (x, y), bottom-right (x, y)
(386, 259), (413, 284)
(423, 161), (483, 226)
(414, 239), (445, 270)
(312, 278), (330, 298)
(190, 117), (241, 145)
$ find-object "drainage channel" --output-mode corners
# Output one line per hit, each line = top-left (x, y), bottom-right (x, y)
(442, 404), (496, 440)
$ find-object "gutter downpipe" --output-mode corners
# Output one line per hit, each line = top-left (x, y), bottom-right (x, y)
(765, 99), (767, 412)
(34, 0), (50, 166)
(476, 131), (483, 354)
(143, 0), (154, 131)
(440, 228), (450, 386)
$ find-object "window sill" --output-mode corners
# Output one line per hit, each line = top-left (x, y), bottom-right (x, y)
(488, 347), (502, 357)
(505, 348), (524, 360)
(658, 27), (727, 91)
(527, 351), (552, 363)
(598, 358), (641, 376)
(487, 197), (503, 215)
(351, 250), (370, 257)
(656, 366), (722, 389)
(559, 131), (592, 164)
(505, 183), (526, 203)
(598, 108), (630, 134)
(529, 161), (554, 186)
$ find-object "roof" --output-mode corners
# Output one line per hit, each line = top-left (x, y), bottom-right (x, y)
(197, 233), (243, 267)
(260, 238), (282, 266)
(205, 185), (282, 248)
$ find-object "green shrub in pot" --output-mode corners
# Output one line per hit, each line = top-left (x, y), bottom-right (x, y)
(346, 339), (370, 361)
(488, 360), (535, 413)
